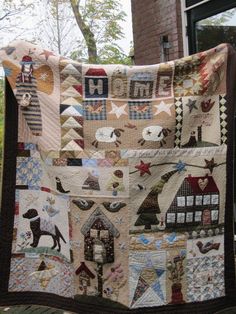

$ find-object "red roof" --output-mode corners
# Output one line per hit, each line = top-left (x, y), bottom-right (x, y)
(85, 68), (107, 76)
(186, 174), (219, 194)
(75, 262), (95, 278)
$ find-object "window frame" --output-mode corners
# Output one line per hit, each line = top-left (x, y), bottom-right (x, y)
(186, 0), (236, 54)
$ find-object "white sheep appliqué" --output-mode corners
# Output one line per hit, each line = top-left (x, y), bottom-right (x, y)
(92, 127), (124, 148)
(138, 125), (171, 146)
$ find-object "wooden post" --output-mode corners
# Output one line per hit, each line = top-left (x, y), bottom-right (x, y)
(97, 263), (103, 297)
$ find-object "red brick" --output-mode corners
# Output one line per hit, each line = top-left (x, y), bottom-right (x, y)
(132, 0), (183, 64)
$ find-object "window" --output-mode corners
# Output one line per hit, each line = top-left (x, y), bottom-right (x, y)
(186, 212), (193, 223)
(100, 230), (109, 238)
(187, 196), (194, 206)
(167, 213), (176, 224)
(211, 194), (219, 205)
(90, 229), (98, 238)
(177, 213), (185, 223)
(203, 195), (211, 205)
(186, 0), (236, 54)
(195, 211), (202, 222)
(177, 196), (185, 207)
(195, 195), (202, 205)
(211, 210), (219, 221)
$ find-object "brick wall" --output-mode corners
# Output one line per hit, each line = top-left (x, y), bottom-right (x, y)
(131, 0), (184, 65)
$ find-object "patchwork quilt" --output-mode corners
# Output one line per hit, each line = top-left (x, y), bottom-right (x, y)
(0, 41), (235, 314)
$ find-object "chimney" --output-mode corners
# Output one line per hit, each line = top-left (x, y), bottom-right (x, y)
(197, 125), (202, 142)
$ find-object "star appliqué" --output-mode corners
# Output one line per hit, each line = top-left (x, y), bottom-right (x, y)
(173, 160), (187, 173)
(135, 160), (151, 176)
(154, 101), (173, 116)
(186, 99), (198, 113)
(39, 50), (55, 61)
(204, 158), (217, 173)
(109, 102), (128, 119)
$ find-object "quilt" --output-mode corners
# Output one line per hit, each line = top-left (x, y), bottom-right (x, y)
(0, 41), (235, 314)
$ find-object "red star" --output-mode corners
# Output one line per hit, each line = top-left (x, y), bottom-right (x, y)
(39, 50), (55, 61)
(135, 160), (151, 176)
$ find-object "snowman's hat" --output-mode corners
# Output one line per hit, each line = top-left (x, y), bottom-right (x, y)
(20, 55), (35, 65)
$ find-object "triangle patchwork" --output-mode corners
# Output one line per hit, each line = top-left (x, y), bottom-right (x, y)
(156, 268), (165, 279)
(60, 63), (81, 77)
(61, 116), (83, 128)
(61, 97), (82, 105)
(61, 86), (81, 97)
(62, 140), (84, 151)
(132, 286), (164, 308)
(73, 84), (83, 96)
(60, 105), (83, 116)
(61, 128), (83, 141)
(61, 75), (80, 89)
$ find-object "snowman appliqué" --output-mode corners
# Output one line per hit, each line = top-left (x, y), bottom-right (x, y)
(106, 170), (125, 196)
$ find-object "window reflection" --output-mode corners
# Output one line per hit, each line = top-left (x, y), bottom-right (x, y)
(196, 8), (236, 51)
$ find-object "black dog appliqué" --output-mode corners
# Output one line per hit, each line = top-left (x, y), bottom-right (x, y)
(23, 208), (66, 252)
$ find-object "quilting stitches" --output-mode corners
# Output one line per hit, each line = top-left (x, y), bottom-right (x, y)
(16, 157), (43, 187)
(9, 256), (75, 297)
(84, 67), (108, 98)
(186, 255), (225, 302)
(128, 101), (152, 120)
(83, 99), (107, 120)
(129, 72), (155, 99)
(129, 251), (166, 308)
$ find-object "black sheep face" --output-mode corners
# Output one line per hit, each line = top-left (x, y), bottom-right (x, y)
(23, 208), (38, 219)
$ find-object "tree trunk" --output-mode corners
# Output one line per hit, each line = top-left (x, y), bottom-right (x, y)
(55, 1), (61, 55)
(97, 263), (103, 297)
(70, 0), (98, 63)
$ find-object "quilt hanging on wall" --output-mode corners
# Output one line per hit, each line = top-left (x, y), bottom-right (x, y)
(0, 41), (235, 314)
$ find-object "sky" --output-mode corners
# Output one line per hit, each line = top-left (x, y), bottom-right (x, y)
(0, 0), (133, 56)
(118, 0), (133, 54)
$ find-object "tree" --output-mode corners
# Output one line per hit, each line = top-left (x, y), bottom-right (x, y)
(33, 0), (78, 56)
(0, 1), (35, 41)
(69, 0), (127, 63)
(135, 170), (178, 230)
(134, 189), (160, 230)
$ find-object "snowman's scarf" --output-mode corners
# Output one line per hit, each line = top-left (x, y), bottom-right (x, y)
(0, 41), (235, 313)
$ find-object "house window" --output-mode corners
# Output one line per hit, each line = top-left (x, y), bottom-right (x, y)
(187, 196), (194, 206)
(195, 211), (202, 222)
(177, 196), (185, 207)
(203, 195), (211, 205)
(167, 213), (176, 223)
(211, 194), (219, 205)
(100, 230), (109, 239)
(211, 210), (219, 221)
(186, 212), (193, 222)
(90, 229), (98, 238)
(195, 195), (202, 205)
(177, 213), (185, 223)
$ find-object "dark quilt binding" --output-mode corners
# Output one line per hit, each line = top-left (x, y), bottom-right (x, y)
(0, 43), (235, 314)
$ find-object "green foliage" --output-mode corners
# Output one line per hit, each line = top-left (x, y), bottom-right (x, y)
(70, 0), (128, 63)
(98, 45), (132, 65)
(71, 43), (132, 65)
(198, 8), (236, 26)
